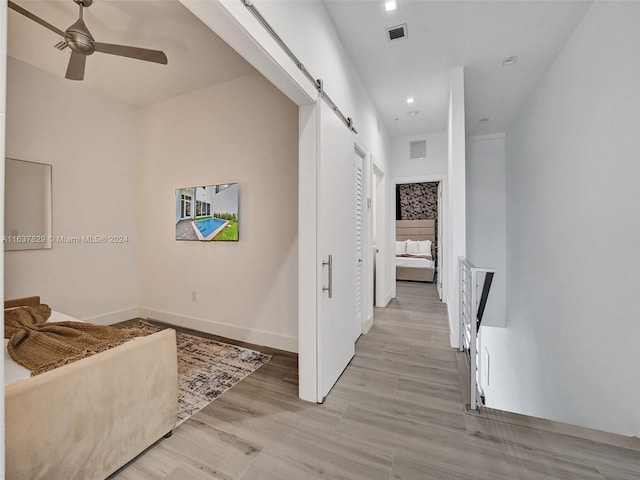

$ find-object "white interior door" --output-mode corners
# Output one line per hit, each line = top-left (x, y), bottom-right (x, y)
(354, 150), (364, 341)
(373, 164), (385, 307)
(317, 101), (356, 401)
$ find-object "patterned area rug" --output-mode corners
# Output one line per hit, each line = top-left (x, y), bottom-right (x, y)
(137, 321), (271, 426)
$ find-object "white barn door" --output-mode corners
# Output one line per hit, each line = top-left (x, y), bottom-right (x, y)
(316, 101), (356, 402)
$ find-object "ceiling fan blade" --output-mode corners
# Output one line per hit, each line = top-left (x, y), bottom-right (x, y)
(93, 42), (168, 65)
(8, 1), (65, 38)
(65, 52), (87, 81)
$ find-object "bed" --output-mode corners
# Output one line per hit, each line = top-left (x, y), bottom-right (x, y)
(396, 219), (436, 282)
(4, 296), (179, 480)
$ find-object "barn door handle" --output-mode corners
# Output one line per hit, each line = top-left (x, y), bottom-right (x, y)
(323, 255), (333, 298)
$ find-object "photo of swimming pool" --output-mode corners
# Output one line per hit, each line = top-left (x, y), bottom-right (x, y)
(175, 184), (239, 242)
(193, 217), (228, 240)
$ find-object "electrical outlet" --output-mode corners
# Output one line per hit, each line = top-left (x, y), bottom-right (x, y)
(192, 291), (197, 302)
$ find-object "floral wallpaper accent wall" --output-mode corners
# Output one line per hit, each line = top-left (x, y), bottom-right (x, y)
(397, 182), (438, 220)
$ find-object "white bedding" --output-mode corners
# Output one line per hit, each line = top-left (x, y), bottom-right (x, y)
(4, 310), (81, 386)
(396, 256), (435, 269)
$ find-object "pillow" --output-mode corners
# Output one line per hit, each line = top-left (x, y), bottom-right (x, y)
(395, 240), (407, 255)
(406, 240), (420, 255)
(417, 240), (432, 255)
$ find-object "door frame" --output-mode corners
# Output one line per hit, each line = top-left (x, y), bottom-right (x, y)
(391, 174), (448, 302)
(354, 141), (373, 335)
(372, 160), (386, 308)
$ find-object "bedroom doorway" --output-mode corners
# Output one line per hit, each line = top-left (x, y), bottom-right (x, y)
(395, 180), (442, 289)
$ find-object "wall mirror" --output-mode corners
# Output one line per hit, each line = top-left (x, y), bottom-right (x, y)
(5, 158), (52, 251)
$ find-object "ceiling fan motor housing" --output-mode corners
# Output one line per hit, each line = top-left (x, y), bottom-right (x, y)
(65, 19), (95, 55)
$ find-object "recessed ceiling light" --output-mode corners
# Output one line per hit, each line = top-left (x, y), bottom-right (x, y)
(408, 110), (419, 116)
(479, 118), (490, 123)
(406, 97), (414, 104)
(502, 56), (518, 66)
(385, 0), (398, 12)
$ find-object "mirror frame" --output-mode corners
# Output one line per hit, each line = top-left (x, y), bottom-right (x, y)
(5, 158), (53, 251)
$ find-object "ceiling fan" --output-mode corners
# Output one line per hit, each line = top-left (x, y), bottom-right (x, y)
(8, 0), (168, 81)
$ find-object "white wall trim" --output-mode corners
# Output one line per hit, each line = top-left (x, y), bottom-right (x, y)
(84, 307), (142, 326)
(354, 137), (372, 337)
(391, 174), (448, 302)
(372, 156), (387, 308)
(447, 303), (456, 346)
(179, 0), (315, 106)
(140, 307), (298, 353)
(363, 314), (373, 334)
(384, 289), (393, 306)
(468, 133), (506, 142)
(392, 174), (448, 184)
(447, 66), (466, 350)
(298, 102), (319, 401)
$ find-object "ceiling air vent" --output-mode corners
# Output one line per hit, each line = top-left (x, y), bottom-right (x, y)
(386, 23), (407, 41)
(410, 140), (426, 160)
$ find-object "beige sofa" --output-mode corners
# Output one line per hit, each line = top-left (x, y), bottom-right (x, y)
(4, 298), (178, 480)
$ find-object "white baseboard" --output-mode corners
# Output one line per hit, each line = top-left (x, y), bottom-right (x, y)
(448, 302), (460, 349)
(84, 307), (141, 326)
(139, 307), (298, 353)
(363, 314), (374, 334)
(384, 289), (394, 307)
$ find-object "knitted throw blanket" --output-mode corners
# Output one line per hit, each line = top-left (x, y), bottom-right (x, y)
(4, 304), (143, 376)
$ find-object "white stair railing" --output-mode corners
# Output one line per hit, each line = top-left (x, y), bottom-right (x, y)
(459, 257), (495, 412)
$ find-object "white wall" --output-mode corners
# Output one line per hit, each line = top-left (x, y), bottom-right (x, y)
(0, 0), (7, 473)
(137, 72), (299, 352)
(183, 0), (393, 400)
(447, 66), (466, 347)
(4, 57), (140, 323)
(211, 184), (238, 215)
(390, 130), (448, 300)
(251, 1), (390, 163)
(482, 2), (640, 436)
(390, 131), (447, 179)
(246, 0), (395, 304)
(466, 134), (506, 328)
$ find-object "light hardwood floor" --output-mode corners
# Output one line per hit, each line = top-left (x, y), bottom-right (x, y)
(111, 282), (640, 479)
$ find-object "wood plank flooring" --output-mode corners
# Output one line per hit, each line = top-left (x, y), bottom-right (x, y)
(111, 282), (640, 479)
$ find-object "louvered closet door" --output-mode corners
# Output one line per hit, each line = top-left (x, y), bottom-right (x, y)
(354, 151), (364, 342)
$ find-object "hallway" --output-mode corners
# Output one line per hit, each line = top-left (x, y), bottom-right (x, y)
(115, 281), (640, 479)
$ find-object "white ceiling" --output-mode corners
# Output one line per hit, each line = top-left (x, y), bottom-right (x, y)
(7, 1), (593, 138)
(322, 0), (593, 137)
(7, 0), (255, 107)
